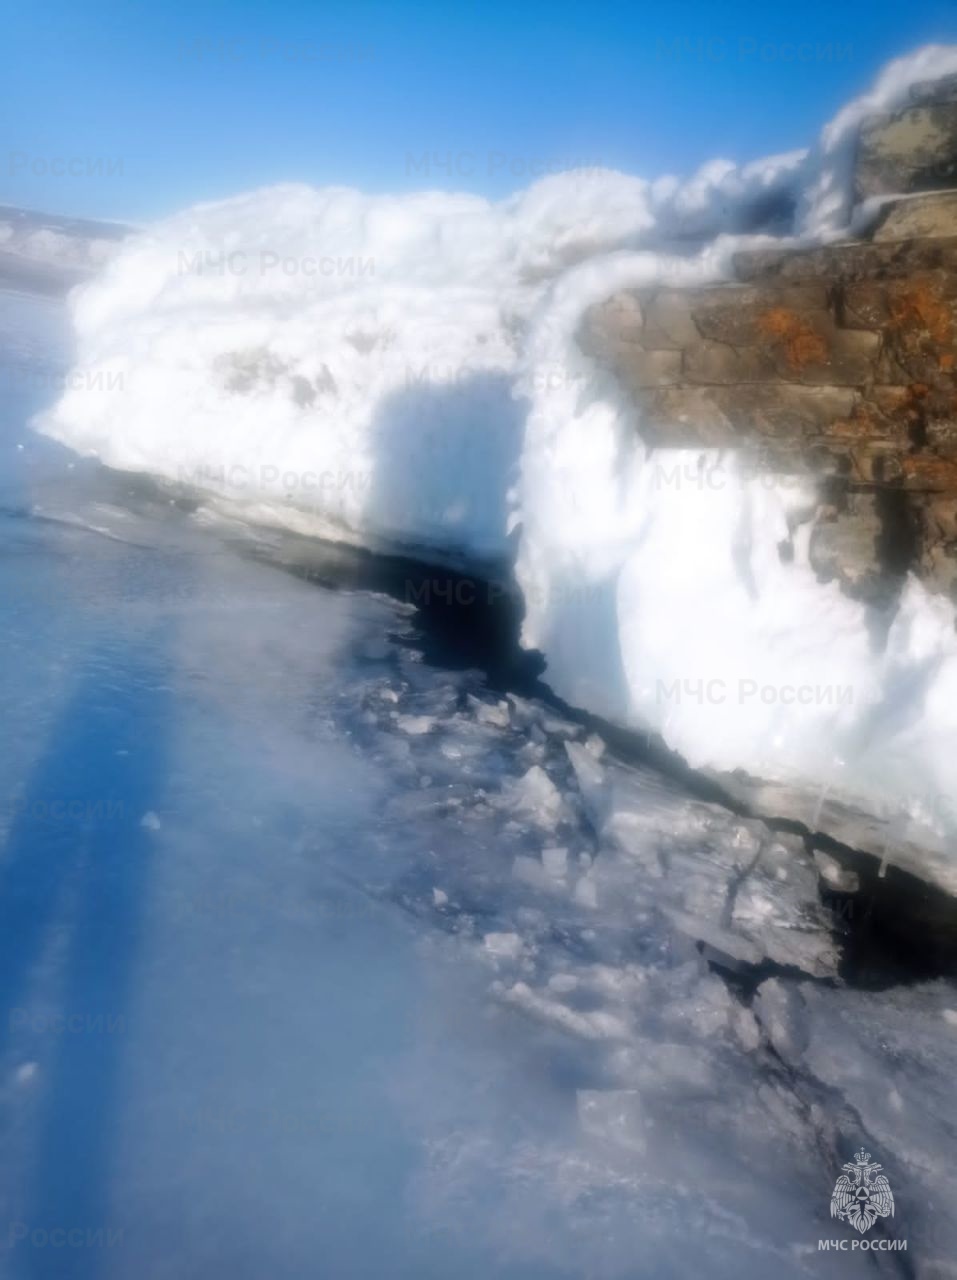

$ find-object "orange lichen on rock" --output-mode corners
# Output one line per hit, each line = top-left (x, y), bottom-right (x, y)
(835, 384), (932, 444)
(757, 308), (829, 372)
(887, 279), (953, 349)
(901, 454), (957, 490)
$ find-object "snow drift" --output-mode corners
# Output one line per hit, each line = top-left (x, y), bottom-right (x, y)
(36, 45), (957, 864)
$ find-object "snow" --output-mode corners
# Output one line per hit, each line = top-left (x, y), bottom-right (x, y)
(35, 44), (957, 869)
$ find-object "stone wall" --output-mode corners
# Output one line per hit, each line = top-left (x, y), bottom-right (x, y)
(579, 75), (957, 608)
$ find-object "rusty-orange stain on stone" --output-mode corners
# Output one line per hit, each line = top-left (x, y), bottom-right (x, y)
(888, 278), (953, 349)
(757, 307), (830, 372)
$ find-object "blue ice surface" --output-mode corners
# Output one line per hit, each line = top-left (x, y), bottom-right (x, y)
(0, 290), (584, 1280)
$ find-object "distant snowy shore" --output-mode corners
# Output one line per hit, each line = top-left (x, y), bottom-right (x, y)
(0, 206), (129, 294)
(35, 44), (957, 881)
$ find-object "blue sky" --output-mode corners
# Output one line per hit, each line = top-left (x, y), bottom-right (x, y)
(3, 0), (957, 222)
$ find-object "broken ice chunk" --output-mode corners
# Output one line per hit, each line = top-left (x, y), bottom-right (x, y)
(467, 694), (510, 728)
(813, 848), (860, 893)
(504, 765), (566, 829)
(497, 981), (629, 1041)
(395, 714), (435, 736)
(574, 875), (598, 908)
(730, 834), (842, 978)
(752, 977), (809, 1061)
(541, 846), (568, 878)
(483, 932), (524, 961)
(511, 855), (554, 892)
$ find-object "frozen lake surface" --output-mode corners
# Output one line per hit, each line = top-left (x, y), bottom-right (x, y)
(0, 289), (952, 1278)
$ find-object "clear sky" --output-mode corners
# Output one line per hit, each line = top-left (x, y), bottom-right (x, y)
(3, 0), (957, 223)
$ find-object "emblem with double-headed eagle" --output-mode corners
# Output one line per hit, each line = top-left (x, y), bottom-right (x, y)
(830, 1150), (895, 1234)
